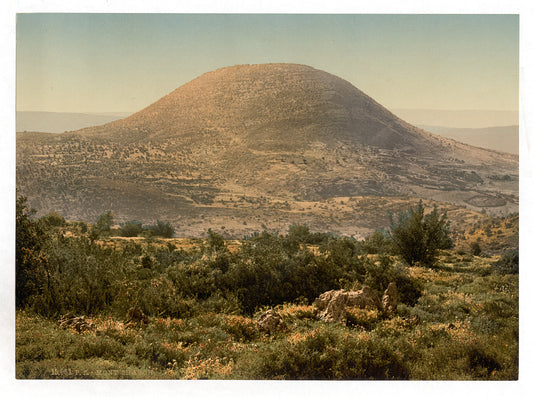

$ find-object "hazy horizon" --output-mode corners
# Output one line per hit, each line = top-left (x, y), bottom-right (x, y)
(16, 108), (520, 132)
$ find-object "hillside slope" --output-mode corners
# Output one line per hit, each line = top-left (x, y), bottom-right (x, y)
(16, 64), (518, 236)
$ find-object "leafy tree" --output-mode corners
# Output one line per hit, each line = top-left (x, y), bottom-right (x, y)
(286, 224), (331, 245)
(16, 192), (54, 310)
(206, 228), (226, 255)
(389, 201), (453, 267)
(38, 211), (66, 229)
(363, 230), (394, 254)
(95, 211), (114, 233)
(287, 224), (311, 244)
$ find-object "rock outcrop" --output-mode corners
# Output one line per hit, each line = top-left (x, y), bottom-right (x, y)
(314, 286), (381, 322)
(58, 314), (95, 332)
(382, 282), (399, 316)
(257, 309), (287, 334)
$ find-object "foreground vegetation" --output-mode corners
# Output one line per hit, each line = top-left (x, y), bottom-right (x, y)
(16, 194), (518, 379)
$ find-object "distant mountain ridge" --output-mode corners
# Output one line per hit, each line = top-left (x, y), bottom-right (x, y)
(16, 64), (518, 237)
(418, 125), (518, 155)
(392, 108), (518, 129)
(16, 111), (131, 133)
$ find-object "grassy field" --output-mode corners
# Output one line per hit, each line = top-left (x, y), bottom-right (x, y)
(16, 248), (518, 380)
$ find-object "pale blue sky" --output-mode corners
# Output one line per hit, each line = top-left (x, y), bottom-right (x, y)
(16, 14), (519, 113)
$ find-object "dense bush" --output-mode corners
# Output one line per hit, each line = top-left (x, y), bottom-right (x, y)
(146, 220), (175, 238)
(16, 193), (48, 308)
(492, 249), (518, 274)
(389, 201), (453, 267)
(16, 206), (424, 318)
(363, 230), (394, 255)
(239, 326), (409, 380)
(120, 220), (143, 237)
(38, 212), (66, 229)
(95, 211), (114, 234)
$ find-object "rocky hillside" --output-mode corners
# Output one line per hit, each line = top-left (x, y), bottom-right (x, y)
(16, 64), (518, 237)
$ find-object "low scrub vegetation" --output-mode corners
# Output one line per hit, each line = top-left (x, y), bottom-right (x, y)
(15, 193), (518, 379)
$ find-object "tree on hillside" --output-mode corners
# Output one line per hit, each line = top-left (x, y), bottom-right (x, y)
(388, 201), (453, 267)
(207, 228), (225, 254)
(38, 211), (66, 230)
(96, 211), (114, 232)
(16, 192), (52, 309)
(90, 210), (115, 240)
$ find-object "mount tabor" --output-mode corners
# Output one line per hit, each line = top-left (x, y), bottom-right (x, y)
(17, 64), (518, 237)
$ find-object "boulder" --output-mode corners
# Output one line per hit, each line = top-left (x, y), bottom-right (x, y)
(315, 290), (349, 322)
(382, 282), (398, 315)
(346, 286), (381, 310)
(314, 289), (341, 312)
(58, 314), (95, 332)
(257, 309), (286, 334)
(314, 286), (381, 322)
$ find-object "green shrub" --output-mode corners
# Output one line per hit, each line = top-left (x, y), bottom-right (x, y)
(38, 211), (66, 229)
(239, 327), (409, 380)
(492, 249), (518, 274)
(389, 201), (453, 267)
(363, 230), (394, 254)
(470, 241), (482, 256)
(121, 220), (143, 237)
(95, 211), (114, 234)
(16, 193), (45, 308)
(146, 221), (174, 238)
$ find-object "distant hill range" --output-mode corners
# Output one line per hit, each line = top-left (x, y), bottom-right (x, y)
(16, 64), (518, 237)
(16, 111), (131, 133)
(392, 108), (518, 129)
(418, 125), (518, 155)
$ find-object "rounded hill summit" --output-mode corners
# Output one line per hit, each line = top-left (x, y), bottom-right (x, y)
(79, 63), (435, 151)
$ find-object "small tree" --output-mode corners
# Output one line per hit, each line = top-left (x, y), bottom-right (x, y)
(38, 211), (66, 229)
(492, 249), (518, 274)
(363, 230), (394, 255)
(287, 224), (311, 244)
(207, 228), (225, 254)
(389, 201), (453, 267)
(95, 211), (114, 232)
(16, 192), (55, 310)
(470, 241), (482, 256)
